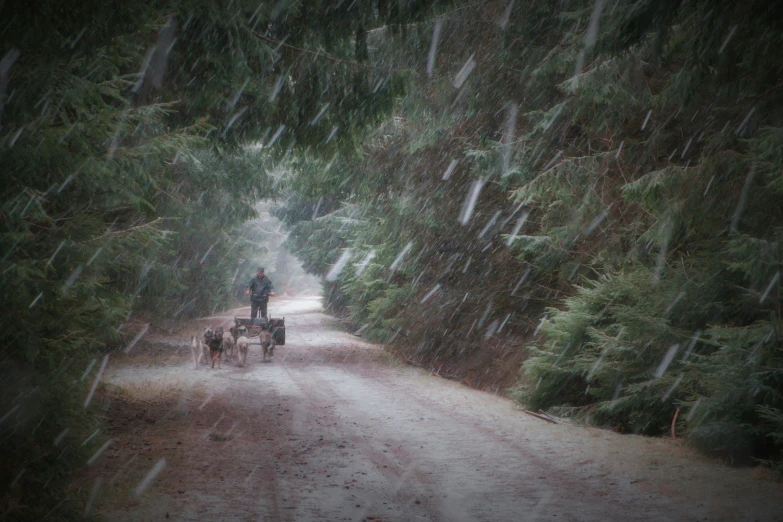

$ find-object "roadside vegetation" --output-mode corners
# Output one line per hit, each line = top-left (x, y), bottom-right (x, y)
(276, 0), (783, 472)
(0, 1), (426, 519)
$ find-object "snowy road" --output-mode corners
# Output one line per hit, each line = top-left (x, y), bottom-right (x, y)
(91, 297), (783, 522)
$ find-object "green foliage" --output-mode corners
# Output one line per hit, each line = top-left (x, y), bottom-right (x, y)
(506, 0), (783, 469)
(277, 0), (783, 472)
(0, 0), (423, 517)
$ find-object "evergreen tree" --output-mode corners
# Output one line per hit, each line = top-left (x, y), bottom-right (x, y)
(278, 0), (783, 470)
(0, 1), (434, 517)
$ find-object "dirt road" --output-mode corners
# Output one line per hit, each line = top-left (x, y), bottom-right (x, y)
(88, 296), (782, 521)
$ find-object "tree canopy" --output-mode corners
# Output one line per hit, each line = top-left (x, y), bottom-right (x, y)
(2, 1), (783, 518)
(0, 1), (442, 518)
(276, 0), (783, 472)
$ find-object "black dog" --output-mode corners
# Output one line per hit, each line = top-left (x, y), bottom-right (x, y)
(203, 326), (224, 369)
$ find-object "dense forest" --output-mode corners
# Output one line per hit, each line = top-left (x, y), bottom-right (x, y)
(1, 0), (782, 519)
(277, 0), (783, 472)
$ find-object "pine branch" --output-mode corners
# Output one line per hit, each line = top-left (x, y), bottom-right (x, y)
(252, 32), (414, 73)
(438, 0), (491, 17)
(86, 217), (167, 242)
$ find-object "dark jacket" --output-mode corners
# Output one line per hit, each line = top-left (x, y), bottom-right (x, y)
(248, 274), (274, 302)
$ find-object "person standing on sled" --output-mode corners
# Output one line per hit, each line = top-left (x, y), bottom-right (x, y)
(246, 267), (275, 320)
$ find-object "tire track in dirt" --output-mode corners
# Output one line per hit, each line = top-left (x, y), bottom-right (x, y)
(274, 301), (672, 521)
(282, 362), (446, 521)
(297, 363), (680, 521)
(94, 363), (297, 522)
(357, 365), (673, 519)
(279, 355), (558, 519)
(89, 299), (783, 522)
(212, 375), (286, 522)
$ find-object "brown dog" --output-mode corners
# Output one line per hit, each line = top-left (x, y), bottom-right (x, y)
(259, 329), (275, 362)
(203, 326), (223, 369)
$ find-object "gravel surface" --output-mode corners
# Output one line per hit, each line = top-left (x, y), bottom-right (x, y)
(86, 296), (783, 522)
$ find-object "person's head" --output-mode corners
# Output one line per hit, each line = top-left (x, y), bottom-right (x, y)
(257, 267), (265, 277)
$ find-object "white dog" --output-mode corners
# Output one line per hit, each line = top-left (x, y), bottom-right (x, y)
(236, 336), (249, 367)
(189, 335), (208, 368)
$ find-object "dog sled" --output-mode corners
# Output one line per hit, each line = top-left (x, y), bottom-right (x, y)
(231, 316), (285, 346)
